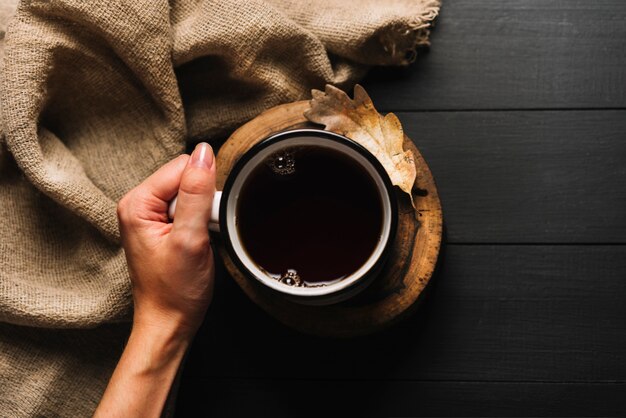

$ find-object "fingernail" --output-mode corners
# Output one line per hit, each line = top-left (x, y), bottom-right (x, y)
(190, 142), (213, 168)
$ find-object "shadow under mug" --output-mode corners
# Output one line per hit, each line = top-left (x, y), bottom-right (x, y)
(168, 129), (398, 305)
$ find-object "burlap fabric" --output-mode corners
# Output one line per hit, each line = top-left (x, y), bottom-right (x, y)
(0, 0), (439, 415)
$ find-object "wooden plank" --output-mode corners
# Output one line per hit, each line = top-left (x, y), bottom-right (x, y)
(183, 245), (626, 382)
(362, 0), (626, 111)
(175, 379), (626, 417)
(400, 110), (626, 243)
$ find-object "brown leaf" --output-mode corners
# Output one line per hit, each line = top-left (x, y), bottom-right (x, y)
(304, 84), (417, 207)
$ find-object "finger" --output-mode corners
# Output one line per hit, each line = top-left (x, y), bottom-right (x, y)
(172, 142), (216, 234)
(135, 154), (190, 202)
(118, 154), (190, 226)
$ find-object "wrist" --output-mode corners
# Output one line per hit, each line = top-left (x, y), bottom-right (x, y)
(127, 319), (191, 375)
(132, 305), (203, 343)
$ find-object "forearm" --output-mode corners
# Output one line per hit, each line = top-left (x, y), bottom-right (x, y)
(94, 322), (190, 418)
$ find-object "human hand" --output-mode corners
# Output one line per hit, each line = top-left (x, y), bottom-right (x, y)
(95, 143), (216, 417)
(117, 142), (217, 340)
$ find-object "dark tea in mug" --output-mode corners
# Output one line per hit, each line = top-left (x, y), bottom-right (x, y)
(236, 145), (384, 287)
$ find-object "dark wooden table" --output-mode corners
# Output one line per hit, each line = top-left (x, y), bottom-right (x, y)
(175, 1), (626, 416)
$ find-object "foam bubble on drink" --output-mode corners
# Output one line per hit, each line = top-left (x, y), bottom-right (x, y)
(279, 269), (303, 286)
(267, 150), (296, 175)
(274, 269), (345, 288)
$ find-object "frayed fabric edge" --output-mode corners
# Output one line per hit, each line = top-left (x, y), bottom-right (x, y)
(380, 0), (441, 66)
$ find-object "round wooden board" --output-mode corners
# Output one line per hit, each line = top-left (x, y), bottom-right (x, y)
(215, 101), (442, 337)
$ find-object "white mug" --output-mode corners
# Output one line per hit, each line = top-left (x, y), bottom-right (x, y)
(169, 129), (398, 305)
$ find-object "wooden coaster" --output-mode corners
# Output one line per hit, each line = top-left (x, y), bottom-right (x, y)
(215, 101), (442, 337)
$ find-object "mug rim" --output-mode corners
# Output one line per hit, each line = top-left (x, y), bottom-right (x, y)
(219, 128), (398, 301)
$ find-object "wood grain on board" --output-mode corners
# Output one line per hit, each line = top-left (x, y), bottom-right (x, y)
(396, 110), (626, 243)
(363, 0), (626, 111)
(176, 379), (626, 417)
(184, 245), (626, 382)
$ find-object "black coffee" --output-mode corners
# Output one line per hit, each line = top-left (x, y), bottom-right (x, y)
(236, 145), (383, 286)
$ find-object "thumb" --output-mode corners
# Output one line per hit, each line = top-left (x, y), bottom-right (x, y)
(171, 142), (216, 235)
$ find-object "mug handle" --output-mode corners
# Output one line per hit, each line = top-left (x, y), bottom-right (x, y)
(167, 191), (222, 232)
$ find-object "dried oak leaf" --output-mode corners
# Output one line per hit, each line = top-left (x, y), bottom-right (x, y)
(304, 84), (417, 207)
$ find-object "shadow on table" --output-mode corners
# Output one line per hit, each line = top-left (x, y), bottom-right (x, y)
(176, 227), (447, 416)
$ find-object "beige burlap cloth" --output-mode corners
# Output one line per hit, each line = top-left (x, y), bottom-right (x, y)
(0, 0), (439, 415)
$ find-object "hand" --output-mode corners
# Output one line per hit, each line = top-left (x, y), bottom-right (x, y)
(117, 142), (217, 339)
(94, 143), (217, 418)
